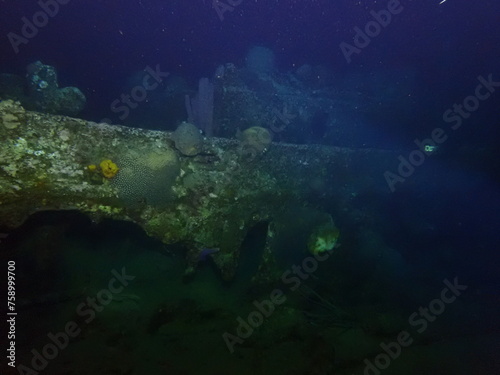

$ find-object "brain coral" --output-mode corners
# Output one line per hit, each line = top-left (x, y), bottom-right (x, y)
(111, 148), (180, 207)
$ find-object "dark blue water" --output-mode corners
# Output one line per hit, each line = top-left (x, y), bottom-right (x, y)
(1, 1), (499, 374)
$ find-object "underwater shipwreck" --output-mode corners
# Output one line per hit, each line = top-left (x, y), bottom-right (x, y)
(0, 98), (396, 281)
(2, 60), (495, 375)
(1, 0), (499, 371)
(0, 61), (400, 283)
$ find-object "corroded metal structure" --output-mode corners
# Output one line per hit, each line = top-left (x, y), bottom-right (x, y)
(0, 102), (395, 279)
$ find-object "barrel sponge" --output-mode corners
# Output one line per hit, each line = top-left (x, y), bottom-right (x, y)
(238, 126), (272, 153)
(172, 122), (203, 156)
(111, 148), (180, 207)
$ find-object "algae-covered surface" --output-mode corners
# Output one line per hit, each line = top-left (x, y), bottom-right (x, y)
(0, 101), (395, 279)
(1, 1), (499, 373)
(1, 103), (498, 375)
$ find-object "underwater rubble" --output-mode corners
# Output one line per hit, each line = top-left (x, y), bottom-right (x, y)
(0, 61), (86, 116)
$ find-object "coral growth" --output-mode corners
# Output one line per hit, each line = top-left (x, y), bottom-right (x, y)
(0, 100), (25, 129)
(111, 149), (180, 206)
(0, 61), (86, 116)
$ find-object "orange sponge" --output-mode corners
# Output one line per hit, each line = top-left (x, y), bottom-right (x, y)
(99, 159), (119, 179)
